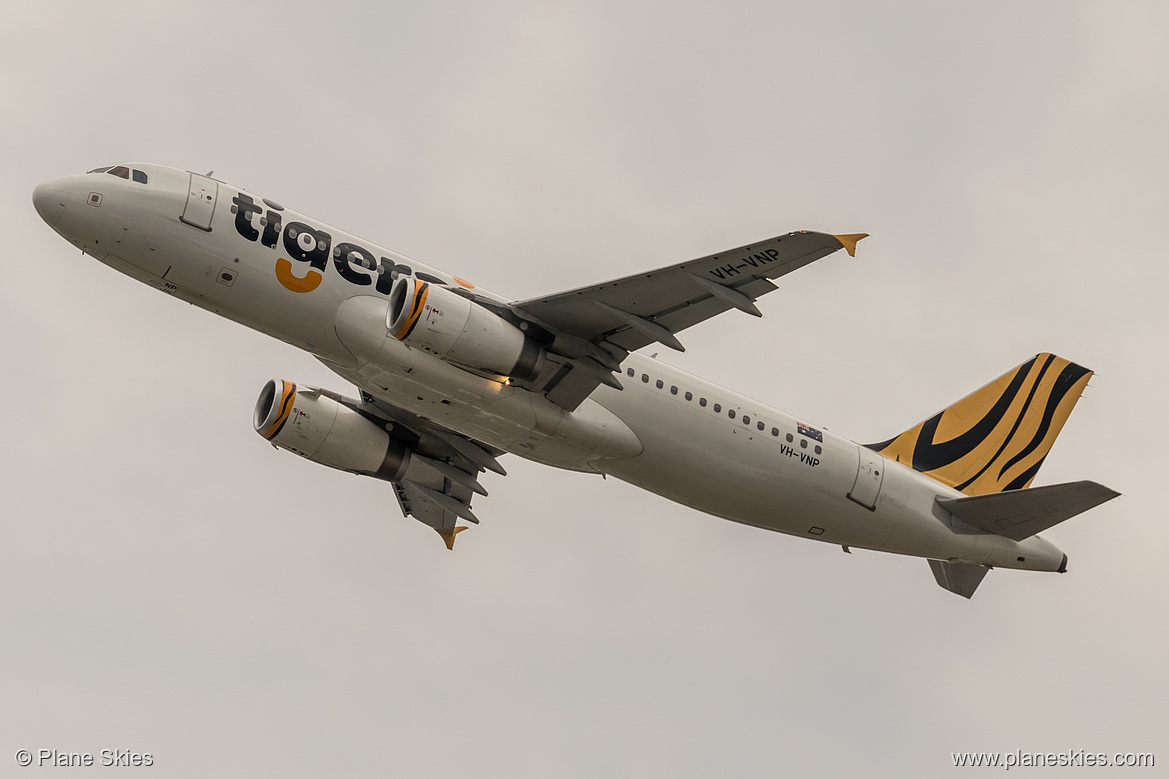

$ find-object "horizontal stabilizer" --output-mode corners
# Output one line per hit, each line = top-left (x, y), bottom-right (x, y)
(929, 560), (990, 599)
(937, 480), (1119, 541)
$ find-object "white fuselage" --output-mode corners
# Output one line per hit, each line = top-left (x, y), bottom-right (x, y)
(33, 163), (1066, 572)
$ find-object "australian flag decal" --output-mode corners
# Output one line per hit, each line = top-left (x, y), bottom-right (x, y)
(797, 423), (823, 442)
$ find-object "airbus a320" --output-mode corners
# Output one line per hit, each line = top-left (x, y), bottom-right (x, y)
(33, 163), (1119, 598)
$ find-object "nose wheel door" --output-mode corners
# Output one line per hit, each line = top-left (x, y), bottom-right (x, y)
(180, 173), (218, 231)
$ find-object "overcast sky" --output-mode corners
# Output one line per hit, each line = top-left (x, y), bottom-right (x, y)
(3, 1), (1167, 776)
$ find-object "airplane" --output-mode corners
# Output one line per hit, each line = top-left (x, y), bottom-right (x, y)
(32, 162), (1119, 598)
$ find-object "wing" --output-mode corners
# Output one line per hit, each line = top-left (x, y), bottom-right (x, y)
(510, 231), (865, 410)
(356, 389), (507, 549)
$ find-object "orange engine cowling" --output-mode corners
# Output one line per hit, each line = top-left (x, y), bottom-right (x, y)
(387, 276), (545, 381)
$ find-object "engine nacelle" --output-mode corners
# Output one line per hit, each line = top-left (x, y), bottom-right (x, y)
(387, 276), (545, 381)
(253, 380), (411, 481)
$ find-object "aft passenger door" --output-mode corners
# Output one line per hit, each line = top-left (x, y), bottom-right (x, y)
(848, 448), (885, 510)
(180, 173), (218, 231)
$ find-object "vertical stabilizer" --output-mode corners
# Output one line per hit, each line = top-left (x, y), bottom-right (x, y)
(929, 560), (990, 599)
(868, 354), (1092, 495)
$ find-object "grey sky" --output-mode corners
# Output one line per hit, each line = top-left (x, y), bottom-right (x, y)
(3, 1), (1166, 776)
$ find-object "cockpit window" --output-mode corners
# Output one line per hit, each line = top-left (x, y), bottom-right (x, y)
(132, 169), (148, 184)
(108, 166), (130, 179)
(87, 166), (113, 174)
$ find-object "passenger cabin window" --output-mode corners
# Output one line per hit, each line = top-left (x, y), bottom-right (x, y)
(728, 409), (736, 419)
(627, 368), (635, 377)
(699, 398), (707, 407)
(742, 415), (750, 425)
(132, 169), (148, 184)
(685, 391), (693, 401)
(786, 433), (794, 443)
(641, 374), (649, 383)
(670, 385), (678, 395)
(771, 427), (779, 436)
(713, 403), (721, 413)
(107, 166), (130, 179)
(757, 422), (765, 431)
(656, 380), (664, 389)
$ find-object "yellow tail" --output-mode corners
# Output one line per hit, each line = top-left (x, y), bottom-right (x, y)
(868, 354), (1093, 495)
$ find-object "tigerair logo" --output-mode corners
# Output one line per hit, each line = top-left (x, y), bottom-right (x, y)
(231, 192), (477, 294)
(231, 192), (400, 295)
(231, 193), (477, 295)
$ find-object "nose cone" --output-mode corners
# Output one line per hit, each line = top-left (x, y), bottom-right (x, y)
(33, 176), (73, 227)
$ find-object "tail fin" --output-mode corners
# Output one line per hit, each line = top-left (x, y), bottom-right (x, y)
(868, 354), (1093, 495)
(928, 560), (990, 599)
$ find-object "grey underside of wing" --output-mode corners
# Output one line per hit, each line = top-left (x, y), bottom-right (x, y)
(512, 231), (845, 352)
(355, 389), (507, 460)
(396, 481), (464, 533)
(329, 386), (501, 531)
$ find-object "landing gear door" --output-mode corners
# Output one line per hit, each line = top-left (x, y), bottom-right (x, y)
(848, 448), (885, 510)
(180, 173), (218, 231)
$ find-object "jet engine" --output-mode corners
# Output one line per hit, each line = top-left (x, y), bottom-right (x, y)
(253, 379), (411, 481)
(387, 276), (545, 381)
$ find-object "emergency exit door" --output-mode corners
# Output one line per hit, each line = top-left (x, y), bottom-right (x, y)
(180, 173), (218, 231)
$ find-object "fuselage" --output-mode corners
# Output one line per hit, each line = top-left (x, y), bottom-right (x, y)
(32, 163), (1067, 572)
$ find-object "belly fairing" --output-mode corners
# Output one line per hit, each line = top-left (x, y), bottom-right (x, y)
(331, 295), (640, 469)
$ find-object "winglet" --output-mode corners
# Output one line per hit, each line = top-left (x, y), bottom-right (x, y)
(436, 526), (467, 550)
(833, 233), (869, 257)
